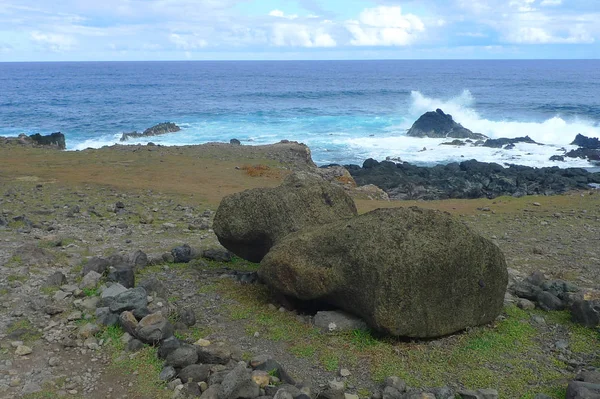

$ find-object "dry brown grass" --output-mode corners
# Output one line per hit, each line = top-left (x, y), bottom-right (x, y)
(241, 164), (282, 178)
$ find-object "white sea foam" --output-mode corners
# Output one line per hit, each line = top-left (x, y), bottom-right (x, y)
(408, 90), (600, 145)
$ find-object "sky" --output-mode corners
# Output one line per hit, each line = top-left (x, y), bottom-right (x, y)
(0, 0), (598, 61)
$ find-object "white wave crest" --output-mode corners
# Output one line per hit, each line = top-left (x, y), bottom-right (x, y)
(409, 90), (600, 145)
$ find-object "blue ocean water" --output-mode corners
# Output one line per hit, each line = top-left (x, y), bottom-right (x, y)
(1, 60), (599, 167)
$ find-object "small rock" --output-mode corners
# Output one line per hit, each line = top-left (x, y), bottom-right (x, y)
(15, 345), (32, 356)
(108, 268), (135, 289)
(194, 339), (211, 347)
(166, 345), (198, 368)
(179, 364), (211, 383)
(80, 271), (102, 290)
(78, 323), (100, 339)
(67, 311), (83, 321)
(339, 368), (351, 377)
(172, 244), (194, 263)
(159, 366), (177, 382)
(251, 370), (270, 388)
(517, 298), (536, 310)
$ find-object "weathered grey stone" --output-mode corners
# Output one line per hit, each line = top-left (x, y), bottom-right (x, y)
(536, 291), (564, 311)
(139, 277), (168, 299)
(197, 345), (232, 365)
(82, 257), (110, 276)
(218, 363), (260, 399)
(202, 248), (232, 262)
(566, 381), (600, 399)
(135, 312), (174, 344)
(214, 172), (358, 263)
(179, 364), (211, 383)
(166, 345), (198, 368)
(101, 283), (128, 299)
(109, 287), (148, 313)
(158, 336), (181, 359)
(80, 271), (102, 289)
(517, 298), (536, 310)
(96, 307), (119, 327)
(160, 366), (177, 382)
(107, 268), (135, 289)
(172, 244), (194, 263)
(201, 384), (221, 399)
(260, 207), (508, 338)
(119, 311), (139, 336)
(572, 300), (600, 328)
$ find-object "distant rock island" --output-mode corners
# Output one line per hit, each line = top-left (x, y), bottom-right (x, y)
(407, 108), (487, 140)
(120, 122), (181, 142)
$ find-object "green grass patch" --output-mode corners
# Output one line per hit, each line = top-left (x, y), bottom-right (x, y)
(7, 274), (28, 283)
(216, 278), (574, 399)
(83, 287), (99, 297)
(5, 255), (23, 268)
(534, 310), (600, 355)
(6, 318), (42, 343)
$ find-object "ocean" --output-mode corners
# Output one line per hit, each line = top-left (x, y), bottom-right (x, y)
(1, 60), (599, 168)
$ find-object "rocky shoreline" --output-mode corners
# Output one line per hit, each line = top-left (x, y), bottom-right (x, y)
(343, 158), (600, 200)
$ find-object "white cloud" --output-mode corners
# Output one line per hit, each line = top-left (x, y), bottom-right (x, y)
(271, 23), (336, 47)
(507, 26), (594, 44)
(457, 32), (488, 38)
(345, 6), (425, 46)
(268, 9), (298, 20)
(30, 31), (76, 51)
(540, 0), (562, 5)
(169, 33), (208, 50)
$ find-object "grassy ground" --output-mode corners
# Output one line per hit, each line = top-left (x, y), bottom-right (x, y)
(2, 143), (599, 398)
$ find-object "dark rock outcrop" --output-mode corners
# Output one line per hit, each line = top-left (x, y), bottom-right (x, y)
(481, 136), (538, 148)
(29, 132), (66, 149)
(259, 207), (508, 338)
(572, 134), (600, 149)
(120, 122), (181, 142)
(346, 159), (600, 200)
(407, 109), (486, 140)
(213, 172), (357, 263)
(565, 148), (600, 163)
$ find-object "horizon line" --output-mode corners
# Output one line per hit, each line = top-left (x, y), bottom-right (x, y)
(1, 58), (599, 63)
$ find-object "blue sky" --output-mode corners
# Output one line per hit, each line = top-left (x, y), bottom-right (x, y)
(0, 0), (598, 61)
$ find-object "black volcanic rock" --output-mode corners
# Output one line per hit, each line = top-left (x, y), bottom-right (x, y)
(482, 136), (538, 148)
(565, 148), (600, 163)
(120, 122), (181, 142)
(346, 159), (600, 200)
(407, 109), (487, 140)
(29, 132), (66, 150)
(571, 134), (600, 149)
